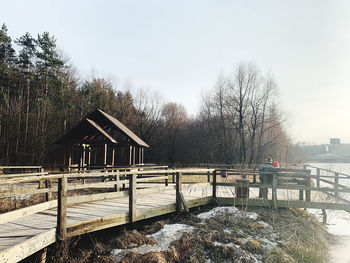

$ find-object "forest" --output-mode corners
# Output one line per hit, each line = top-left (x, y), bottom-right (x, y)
(0, 24), (291, 167)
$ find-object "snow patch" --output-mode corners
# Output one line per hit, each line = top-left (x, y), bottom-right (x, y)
(111, 223), (193, 260)
(197, 206), (239, 220)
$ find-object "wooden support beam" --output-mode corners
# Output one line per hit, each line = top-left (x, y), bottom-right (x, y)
(165, 167), (169, 186)
(305, 170), (311, 202)
(104, 144), (107, 167)
(212, 170), (217, 201)
(299, 190), (304, 201)
(45, 179), (52, 201)
(88, 146), (91, 168)
(57, 176), (67, 240)
(129, 146), (132, 166)
(253, 167), (257, 183)
(68, 144), (73, 171)
(36, 248), (47, 263)
(112, 146), (115, 167)
(272, 174), (278, 209)
(262, 174), (269, 200)
(129, 173), (137, 223)
(207, 165), (210, 183)
(176, 172), (182, 211)
(79, 144), (83, 170)
(316, 168), (320, 188)
(114, 172), (120, 192)
(179, 192), (189, 212)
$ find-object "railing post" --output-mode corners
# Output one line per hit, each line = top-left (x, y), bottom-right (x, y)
(207, 165), (210, 183)
(176, 172), (182, 211)
(272, 173), (278, 209)
(172, 165), (175, 183)
(305, 170), (311, 202)
(129, 172), (137, 223)
(299, 189), (304, 201)
(165, 167), (169, 186)
(45, 179), (52, 201)
(212, 170), (217, 201)
(38, 167), (45, 189)
(57, 175), (67, 240)
(316, 168), (320, 188)
(252, 166), (256, 184)
(114, 171), (119, 192)
(334, 172), (339, 198)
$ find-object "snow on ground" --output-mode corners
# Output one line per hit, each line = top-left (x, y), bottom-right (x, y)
(111, 207), (281, 262)
(197, 206), (260, 221)
(111, 224), (194, 261)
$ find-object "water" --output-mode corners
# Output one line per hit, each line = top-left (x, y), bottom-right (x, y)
(308, 163), (350, 263)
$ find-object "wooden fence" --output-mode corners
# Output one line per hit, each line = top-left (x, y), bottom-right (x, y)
(2, 165), (350, 262)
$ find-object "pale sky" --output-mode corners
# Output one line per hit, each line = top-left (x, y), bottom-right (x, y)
(2, 0), (350, 144)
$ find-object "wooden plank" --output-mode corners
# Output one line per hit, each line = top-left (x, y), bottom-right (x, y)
(136, 176), (168, 183)
(67, 213), (129, 237)
(0, 166), (42, 169)
(0, 187), (54, 198)
(67, 191), (129, 206)
(0, 172), (48, 179)
(0, 175), (62, 186)
(217, 198), (350, 210)
(67, 181), (128, 191)
(179, 192), (189, 212)
(0, 200), (57, 224)
(0, 228), (56, 263)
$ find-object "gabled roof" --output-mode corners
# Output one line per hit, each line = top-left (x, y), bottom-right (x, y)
(95, 109), (149, 147)
(85, 118), (117, 144)
(55, 108), (149, 148)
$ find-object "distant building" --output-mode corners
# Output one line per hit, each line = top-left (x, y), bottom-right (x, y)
(330, 138), (341, 145)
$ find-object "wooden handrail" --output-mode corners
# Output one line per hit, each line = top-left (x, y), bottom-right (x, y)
(305, 165), (350, 178)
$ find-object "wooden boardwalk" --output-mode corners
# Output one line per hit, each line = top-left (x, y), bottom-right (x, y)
(1, 166), (350, 262)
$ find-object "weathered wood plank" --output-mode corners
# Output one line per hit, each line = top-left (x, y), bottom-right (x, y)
(0, 200), (57, 224)
(217, 198), (350, 210)
(0, 228), (56, 263)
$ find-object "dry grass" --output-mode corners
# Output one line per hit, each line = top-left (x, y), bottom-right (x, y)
(259, 208), (328, 263)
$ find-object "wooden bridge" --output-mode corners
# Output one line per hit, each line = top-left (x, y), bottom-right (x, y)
(1, 164), (350, 262)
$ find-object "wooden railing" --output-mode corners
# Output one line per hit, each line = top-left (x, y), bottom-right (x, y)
(0, 167), (214, 240)
(2, 165), (350, 244)
(212, 166), (350, 210)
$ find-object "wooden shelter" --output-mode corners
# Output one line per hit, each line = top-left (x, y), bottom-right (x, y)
(55, 108), (149, 169)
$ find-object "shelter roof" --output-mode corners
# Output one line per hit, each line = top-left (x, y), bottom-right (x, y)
(55, 108), (149, 147)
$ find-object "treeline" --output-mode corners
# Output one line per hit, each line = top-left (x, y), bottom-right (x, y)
(0, 24), (291, 166)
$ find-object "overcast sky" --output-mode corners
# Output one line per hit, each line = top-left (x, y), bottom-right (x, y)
(2, 0), (350, 144)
